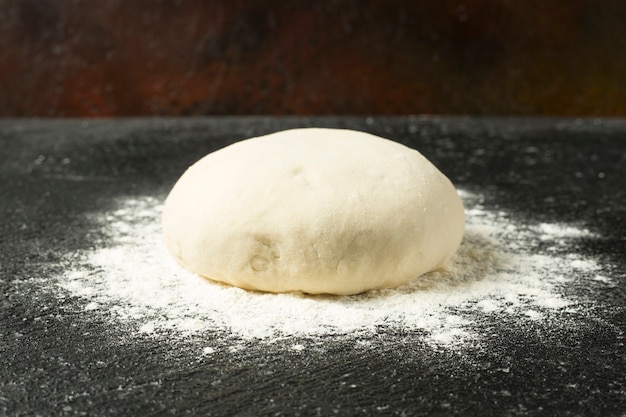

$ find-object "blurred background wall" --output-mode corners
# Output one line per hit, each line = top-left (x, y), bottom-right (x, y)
(0, 0), (624, 117)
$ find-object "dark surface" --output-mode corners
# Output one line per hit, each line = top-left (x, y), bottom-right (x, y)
(0, 117), (625, 416)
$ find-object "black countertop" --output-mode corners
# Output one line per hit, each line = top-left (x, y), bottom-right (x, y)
(1, 117), (624, 416)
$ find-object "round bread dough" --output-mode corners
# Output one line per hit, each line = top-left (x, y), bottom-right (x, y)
(162, 128), (464, 295)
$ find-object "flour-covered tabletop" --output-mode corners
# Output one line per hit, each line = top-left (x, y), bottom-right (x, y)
(1, 117), (624, 416)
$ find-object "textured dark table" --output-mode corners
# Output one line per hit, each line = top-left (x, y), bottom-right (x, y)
(1, 117), (624, 416)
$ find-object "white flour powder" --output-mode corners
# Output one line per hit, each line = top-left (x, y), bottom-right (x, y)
(58, 190), (604, 346)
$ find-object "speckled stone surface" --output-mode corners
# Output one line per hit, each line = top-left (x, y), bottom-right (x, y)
(0, 117), (624, 416)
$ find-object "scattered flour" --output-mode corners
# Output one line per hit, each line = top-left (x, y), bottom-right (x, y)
(58, 190), (602, 347)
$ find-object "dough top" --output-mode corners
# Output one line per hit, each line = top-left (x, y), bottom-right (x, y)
(162, 128), (465, 295)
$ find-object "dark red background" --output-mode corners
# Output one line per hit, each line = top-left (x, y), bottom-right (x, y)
(1, 0), (624, 117)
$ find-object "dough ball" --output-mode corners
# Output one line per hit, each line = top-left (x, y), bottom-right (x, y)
(162, 128), (464, 295)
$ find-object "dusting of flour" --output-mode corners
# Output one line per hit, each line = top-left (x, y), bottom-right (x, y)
(58, 190), (601, 346)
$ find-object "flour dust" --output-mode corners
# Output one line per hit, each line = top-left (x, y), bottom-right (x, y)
(57, 190), (604, 347)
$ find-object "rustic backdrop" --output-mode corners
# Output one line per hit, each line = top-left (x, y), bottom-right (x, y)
(1, 0), (624, 116)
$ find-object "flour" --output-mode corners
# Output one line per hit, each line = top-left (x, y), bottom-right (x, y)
(58, 189), (603, 347)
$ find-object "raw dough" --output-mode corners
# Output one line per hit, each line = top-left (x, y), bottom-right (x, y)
(162, 128), (464, 295)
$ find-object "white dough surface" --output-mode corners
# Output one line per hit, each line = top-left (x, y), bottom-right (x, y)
(162, 128), (465, 295)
